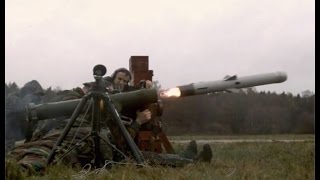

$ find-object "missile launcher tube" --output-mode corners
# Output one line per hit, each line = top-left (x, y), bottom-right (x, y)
(26, 89), (158, 121)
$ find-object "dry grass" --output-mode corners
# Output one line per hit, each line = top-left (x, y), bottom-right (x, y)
(7, 135), (315, 180)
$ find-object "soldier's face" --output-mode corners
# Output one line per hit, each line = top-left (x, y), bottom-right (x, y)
(113, 72), (130, 91)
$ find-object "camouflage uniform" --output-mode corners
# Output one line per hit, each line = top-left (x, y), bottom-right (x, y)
(7, 126), (113, 174)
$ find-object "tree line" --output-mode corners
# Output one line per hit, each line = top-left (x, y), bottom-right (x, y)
(161, 89), (314, 135)
(5, 81), (315, 139)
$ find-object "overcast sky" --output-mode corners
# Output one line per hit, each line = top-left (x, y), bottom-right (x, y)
(5, 0), (314, 95)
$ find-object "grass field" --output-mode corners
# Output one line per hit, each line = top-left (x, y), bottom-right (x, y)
(169, 134), (315, 141)
(6, 134), (315, 180)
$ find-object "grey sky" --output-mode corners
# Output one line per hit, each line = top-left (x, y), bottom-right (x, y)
(5, 0), (315, 95)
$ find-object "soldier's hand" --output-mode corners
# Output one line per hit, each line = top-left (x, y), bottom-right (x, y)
(145, 80), (153, 89)
(136, 109), (152, 125)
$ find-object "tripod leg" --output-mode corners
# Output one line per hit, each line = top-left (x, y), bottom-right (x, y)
(92, 96), (102, 167)
(102, 94), (145, 165)
(46, 95), (90, 166)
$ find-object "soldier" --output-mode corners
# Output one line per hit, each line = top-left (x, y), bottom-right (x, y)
(74, 67), (213, 166)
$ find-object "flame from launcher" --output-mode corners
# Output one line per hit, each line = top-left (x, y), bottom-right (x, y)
(159, 88), (181, 98)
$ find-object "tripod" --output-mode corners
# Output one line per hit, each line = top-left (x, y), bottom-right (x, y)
(46, 65), (145, 167)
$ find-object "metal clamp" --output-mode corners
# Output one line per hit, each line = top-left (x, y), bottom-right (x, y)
(26, 103), (38, 123)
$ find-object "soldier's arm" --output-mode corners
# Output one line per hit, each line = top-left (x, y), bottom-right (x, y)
(126, 109), (151, 138)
